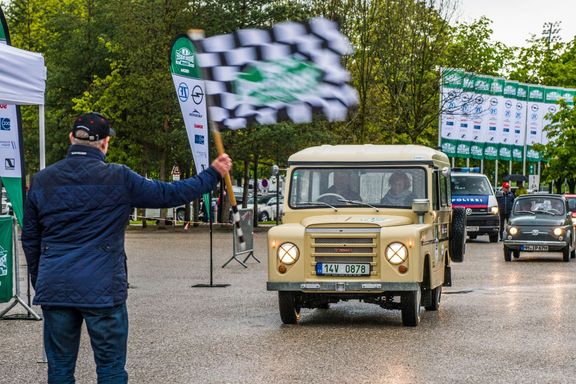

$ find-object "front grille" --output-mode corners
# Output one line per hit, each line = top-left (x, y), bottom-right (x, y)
(516, 227), (555, 242)
(306, 228), (379, 278)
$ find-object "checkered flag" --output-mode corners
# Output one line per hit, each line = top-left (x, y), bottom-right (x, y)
(193, 18), (358, 130)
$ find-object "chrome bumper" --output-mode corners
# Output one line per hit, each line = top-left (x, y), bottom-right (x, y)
(266, 281), (419, 293)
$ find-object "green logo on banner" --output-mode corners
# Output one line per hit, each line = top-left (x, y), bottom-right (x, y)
(470, 144), (484, 158)
(441, 140), (457, 155)
(499, 146), (512, 160)
(170, 37), (200, 78)
(527, 148), (540, 161)
(512, 147), (523, 160)
(484, 145), (498, 158)
(234, 57), (321, 105)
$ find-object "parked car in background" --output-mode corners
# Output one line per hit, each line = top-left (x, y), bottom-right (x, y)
(503, 194), (575, 262)
(247, 194), (284, 221)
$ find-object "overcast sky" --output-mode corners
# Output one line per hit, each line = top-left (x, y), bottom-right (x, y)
(456, 0), (576, 47)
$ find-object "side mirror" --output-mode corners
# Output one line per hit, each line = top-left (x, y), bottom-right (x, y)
(442, 167), (451, 177)
(412, 199), (430, 224)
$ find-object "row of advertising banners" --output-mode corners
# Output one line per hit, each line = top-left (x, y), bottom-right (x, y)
(439, 68), (575, 162)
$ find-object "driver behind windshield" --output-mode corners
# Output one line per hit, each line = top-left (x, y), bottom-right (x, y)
(381, 172), (416, 206)
(326, 171), (361, 201)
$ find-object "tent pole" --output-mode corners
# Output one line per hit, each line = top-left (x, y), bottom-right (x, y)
(39, 105), (45, 170)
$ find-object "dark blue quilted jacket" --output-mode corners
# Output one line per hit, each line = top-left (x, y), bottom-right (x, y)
(22, 145), (220, 308)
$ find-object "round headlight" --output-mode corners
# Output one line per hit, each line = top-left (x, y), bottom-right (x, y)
(554, 227), (563, 236)
(509, 227), (518, 235)
(278, 242), (299, 265)
(490, 206), (499, 215)
(386, 242), (408, 265)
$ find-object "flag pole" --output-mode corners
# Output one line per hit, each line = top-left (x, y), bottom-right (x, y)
(211, 125), (246, 250)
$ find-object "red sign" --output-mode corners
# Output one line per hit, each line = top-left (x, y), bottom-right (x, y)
(194, 123), (203, 129)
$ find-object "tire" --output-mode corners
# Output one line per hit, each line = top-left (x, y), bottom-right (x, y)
(317, 303), (330, 310)
(504, 247), (512, 262)
(401, 288), (421, 326)
(563, 245), (570, 262)
(468, 234), (477, 240)
(513, 250), (520, 259)
(259, 212), (270, 222)
(425, 286), (442, 311)
(449, 207), (466, 262)
(489, 233), (499, 243)
(571, 247), (576, 259)
(278, 292), (301, 324)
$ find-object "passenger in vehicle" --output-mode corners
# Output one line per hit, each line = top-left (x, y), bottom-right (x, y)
(381, 172), (416, 206)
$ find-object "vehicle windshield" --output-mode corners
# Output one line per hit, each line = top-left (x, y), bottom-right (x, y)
(288, 167), (426, 208)
(451, 175), (493, 195)
(513, 197), (565, 216)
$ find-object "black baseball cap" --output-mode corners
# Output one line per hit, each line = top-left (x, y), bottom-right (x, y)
(72, 112), (116, 141)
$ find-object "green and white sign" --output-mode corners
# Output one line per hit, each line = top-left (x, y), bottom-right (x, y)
(0, 216), (13, 303)
(440, 68), (574, 164)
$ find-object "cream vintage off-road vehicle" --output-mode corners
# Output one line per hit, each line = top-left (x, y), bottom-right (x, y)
(267, 145), (466, 326)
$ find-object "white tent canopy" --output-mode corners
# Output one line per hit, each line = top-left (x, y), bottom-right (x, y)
(0, 43), (47, 168)
(0, 43), (46, 105)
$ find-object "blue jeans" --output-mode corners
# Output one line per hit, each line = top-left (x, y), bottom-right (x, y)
(42, 303), (128, 384)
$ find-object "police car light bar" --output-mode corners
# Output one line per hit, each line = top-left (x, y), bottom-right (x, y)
(452, 167), (480, 173)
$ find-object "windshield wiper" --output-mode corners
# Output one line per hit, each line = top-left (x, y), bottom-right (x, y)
(534, 210), (557, 216)
(299, 201), (338, 211)
(515, 210), (535, 215)
(338, 198), (380, 212)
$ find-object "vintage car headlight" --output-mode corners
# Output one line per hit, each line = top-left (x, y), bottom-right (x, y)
(386, 242), (408, 265)
(278, 242), (299, 264)
(553, 227), (564, 236)
(490, 206), (499, 215)
(509, 227), (518, 235)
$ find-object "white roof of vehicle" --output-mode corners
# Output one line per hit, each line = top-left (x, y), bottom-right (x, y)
(288, 145), (449, 164)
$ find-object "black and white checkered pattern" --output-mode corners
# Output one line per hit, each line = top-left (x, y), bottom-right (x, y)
(194, 18), (358, 130)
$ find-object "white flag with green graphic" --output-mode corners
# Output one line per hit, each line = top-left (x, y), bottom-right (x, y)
(192, 18), (358, 130)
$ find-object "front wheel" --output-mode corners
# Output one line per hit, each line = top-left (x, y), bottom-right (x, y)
(489, 233), (499, 243)
(278, 292), (301, 324)
(401, 288), (421, 326)
(563, 245), (570, 262)
(504, 247), (512, 262)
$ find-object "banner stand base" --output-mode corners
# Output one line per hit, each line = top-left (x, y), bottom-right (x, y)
(0, 295), (41, 320)
(242, 251), (260, 264)
(221, 253), (248, 268)
(192, 283), (230, 288)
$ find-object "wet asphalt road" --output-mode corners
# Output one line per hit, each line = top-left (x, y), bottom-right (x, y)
(2, 227), (576, 383)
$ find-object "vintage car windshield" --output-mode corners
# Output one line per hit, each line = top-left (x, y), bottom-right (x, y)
(513, 197), (565, 216)
(288, 167), (426, 208)
(451, 175), (493, 195)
